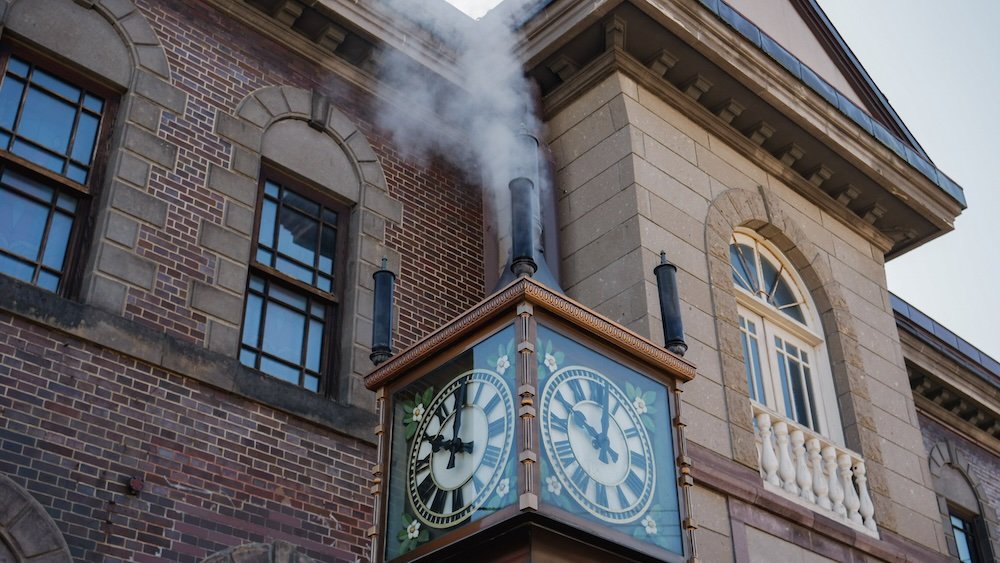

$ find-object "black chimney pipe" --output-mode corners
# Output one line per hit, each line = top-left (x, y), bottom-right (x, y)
(510, 176), (537, 277)
(370, 257), (395, 366)
(654, 251), (687, 356)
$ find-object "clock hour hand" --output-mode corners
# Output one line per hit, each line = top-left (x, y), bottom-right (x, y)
(570, 409), (619, 463)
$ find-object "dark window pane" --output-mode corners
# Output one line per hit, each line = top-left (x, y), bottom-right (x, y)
(249, 275), (265, 292)
(41, 212), (73, 269)
(0, 253), (34, 282)
(259, 356), (299, 385)
(239, 349), (257, 367)
(306, 318), (323, 372)
(37, 270), (59, 291)
(269, 283), (307, 310)
(242, 293), (263, 345)
(322, 208), (337, 225)
(258, 198), (277, 248)
(264, 180), (279, 197)
(256, 247), (273, 265)
(11, 140), (64, 173)
(304, 375), (319, 392)
(0, 76), (25, 130)
(32, 68), (80, 101)
(261, 300), (305, 364)
(83, 94), (103, 113)
(276, 208), (318, 266)
(71, 113), (99, 165)
(56, 192), (76, 212)
(8, 57), (29, 77)
(787, 360), (810, 428)
(319, 226), (336, 274)
(0, 131), (10, 150)
(316, 275), (331, 292)
(730, 243), (758, 292)
(276, 256), (312, 285)
(19, 87), (75, 152)
(3, 168), (53, 201)
(66, 163), (87, 184)
(283, 190), (319, 216)
(0, 187), (48, 258)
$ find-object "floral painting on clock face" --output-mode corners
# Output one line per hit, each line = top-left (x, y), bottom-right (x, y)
(385, 325), (518, 560)
(536, 324), (683, 556)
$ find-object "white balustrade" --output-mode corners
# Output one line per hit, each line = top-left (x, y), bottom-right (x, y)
(750, 403), (878, 536)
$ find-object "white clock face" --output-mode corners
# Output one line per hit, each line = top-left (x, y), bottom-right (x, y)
(406, 369), (514, 528)
(540, 366), (656, 524)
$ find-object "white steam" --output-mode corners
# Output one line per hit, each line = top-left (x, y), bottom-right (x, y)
(374, 0), (541, 196)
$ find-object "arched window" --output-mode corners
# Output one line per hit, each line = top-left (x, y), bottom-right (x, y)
(730, 228), (843, 443)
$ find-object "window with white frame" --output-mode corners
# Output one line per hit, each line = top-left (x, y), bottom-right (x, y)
(730, 229), (844, 444)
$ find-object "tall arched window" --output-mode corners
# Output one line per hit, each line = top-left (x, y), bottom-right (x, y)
(730, 229), (844, 444)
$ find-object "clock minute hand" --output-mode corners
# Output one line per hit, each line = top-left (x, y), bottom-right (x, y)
(447, 379), (469, 469)
(597, 383), (612, 463)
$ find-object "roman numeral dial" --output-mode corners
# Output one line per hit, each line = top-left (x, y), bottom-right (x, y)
(406, 369), (514, 529)
(540, 366), (657, 524)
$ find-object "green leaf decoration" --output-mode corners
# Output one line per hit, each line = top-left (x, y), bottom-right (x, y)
(553, 351), (564, 364)
(397, 530), (408, 542)
(405, 422), (417, 441)
(545, 340), (553, 355)
(642, 415), (655, 432)
(417, 528), (429, 542)
(498, 343), (505, 356)
(644, 405), (658, 415)
(642, 390), (656, 404)
(401, 512), (412, 526)
(626, 382), (637, 399)
(403, 404), (414, 414)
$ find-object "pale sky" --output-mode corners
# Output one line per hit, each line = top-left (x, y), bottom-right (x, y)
(445, 0), (1000, 360)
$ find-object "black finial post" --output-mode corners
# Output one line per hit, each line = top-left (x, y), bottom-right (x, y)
(370, 257), (395, 366)
(654, 250), (687, 356)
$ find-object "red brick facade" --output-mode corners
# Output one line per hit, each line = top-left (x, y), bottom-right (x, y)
(0, 0), (485, 560)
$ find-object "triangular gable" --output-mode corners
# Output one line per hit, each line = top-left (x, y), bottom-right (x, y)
(727, 0), (928, 160)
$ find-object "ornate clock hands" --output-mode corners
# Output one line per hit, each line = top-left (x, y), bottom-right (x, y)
(446, 378), (473, 469)
(596, 382), (615, 463)
(558, 390), (619, 462)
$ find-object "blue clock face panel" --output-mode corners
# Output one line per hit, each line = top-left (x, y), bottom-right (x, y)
(385, 325), (518, 560)
(537, 325), (683, 555)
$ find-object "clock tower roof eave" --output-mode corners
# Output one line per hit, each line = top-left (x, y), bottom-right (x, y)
(364, 276), (698, 392)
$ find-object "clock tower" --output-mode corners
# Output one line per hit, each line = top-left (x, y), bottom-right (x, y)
(365, 275), (697, 562)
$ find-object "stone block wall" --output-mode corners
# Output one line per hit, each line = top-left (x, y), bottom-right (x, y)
(546, 69), (945, 555)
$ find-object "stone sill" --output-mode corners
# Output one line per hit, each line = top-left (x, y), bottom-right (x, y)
(0, 275), (377, 445)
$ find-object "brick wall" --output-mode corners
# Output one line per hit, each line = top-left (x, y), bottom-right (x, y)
(120, 0), (484, 348)
(0, 311), (373, 560)
(0, 0), (488, 560)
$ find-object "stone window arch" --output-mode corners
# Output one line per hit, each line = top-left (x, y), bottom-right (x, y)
(1, 0), (185, 313)
(0, 474), (72, 562)
(204, 85), (399, 407)
(928, 441), (998, 562)
(705, 187), (887, 527)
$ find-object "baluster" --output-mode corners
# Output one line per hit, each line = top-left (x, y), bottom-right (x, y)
(839, 453), (861, 524)
(854, 461), (877, 531)
(774, 422), (797, 494)
(824, 446), (845, 516)
(808, 438), (830, 510)
(791, 430), (814, 503)
(756, 412), (780, 487)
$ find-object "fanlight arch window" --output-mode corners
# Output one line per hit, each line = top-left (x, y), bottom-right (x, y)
(731, 229), (843, 444)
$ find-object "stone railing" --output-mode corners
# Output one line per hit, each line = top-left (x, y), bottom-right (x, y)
(752, 404), (878, 536)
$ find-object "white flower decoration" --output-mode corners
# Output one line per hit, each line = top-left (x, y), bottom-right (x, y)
(412, 403), (426, 423)
(496, 355), (510, 375)
(406, 519), (421, 539)
(544, 353), (558, 373)
(496, 478), (510, 497)
(546, 475), (562, 495)
(632, 396), (647, 415)
(642, 514), (657, 535)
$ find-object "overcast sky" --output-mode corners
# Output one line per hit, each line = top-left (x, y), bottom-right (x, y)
(445, 0), (1000, 360)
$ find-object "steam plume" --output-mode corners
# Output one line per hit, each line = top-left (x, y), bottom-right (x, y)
(374, 0), (541, 195)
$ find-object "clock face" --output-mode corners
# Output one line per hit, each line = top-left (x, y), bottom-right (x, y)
(406, 369), (514, 528)
(540, 366), (655, 523)
(385, 325), (518, 560)
(536, 325), (683, 556)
